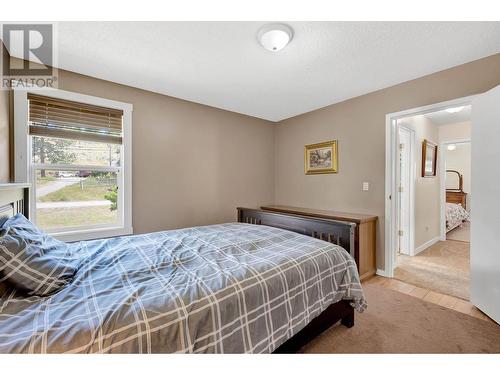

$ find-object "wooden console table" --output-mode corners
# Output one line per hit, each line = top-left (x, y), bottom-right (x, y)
(261, 205), (377, 281)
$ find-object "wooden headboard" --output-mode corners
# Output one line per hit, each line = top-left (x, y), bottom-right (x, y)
(0, 184), (30, 226)
(237, 207), (356, 259)
(445, 170), (467, 210)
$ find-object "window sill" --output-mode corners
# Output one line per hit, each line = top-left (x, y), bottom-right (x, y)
(51, 226), (134, 243)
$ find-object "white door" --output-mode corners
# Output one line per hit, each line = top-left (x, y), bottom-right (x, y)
(398, 127), (412, 255)
(471, 84), (500, 324)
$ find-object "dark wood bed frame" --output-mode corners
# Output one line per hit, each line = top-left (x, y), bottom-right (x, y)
(237, 207), (358, 353)
(0, 185), (357, 353)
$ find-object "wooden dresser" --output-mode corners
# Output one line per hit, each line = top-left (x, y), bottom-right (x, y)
(260, 205), (378, 281)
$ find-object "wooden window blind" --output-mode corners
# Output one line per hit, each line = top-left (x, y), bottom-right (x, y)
(28, 94), (123, 144)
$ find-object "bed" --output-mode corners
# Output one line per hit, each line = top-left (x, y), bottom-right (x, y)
(0, 184), (366, 354)
(446, 202), (469, 232)
(445, 170), (469, 232)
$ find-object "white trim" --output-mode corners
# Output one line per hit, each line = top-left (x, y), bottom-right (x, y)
(439, 138), (471, 240)
(376, 268), (390, 278)
(13, 86), (133, 242)
(13, 90), (30, 183)
(397, 125), (416, 257)
(408, 128), (417, 256)
(0, 183), (31, 190)
(32, 164), (119, 173)
(122, 108), (133, 233)
(52, 226), (133, 243)
(12, 84), (133, 112)
(385, 117), (397, 277)
(414, 236), (441, 255)
(384, 94), (477, 277)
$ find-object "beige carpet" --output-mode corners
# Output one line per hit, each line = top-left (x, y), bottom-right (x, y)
(301, 283), (500, 353)
(394, 240), (469, 300)
(447, 221), (470, 242)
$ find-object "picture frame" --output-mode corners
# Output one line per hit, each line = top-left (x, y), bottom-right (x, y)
(421, 139), (437, 177)
(304, 140), (338, 175)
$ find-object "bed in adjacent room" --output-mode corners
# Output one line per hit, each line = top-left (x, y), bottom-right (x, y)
(446, 202), (469, 232)
(0, 184), (366, 354)
(445, 170), (470, 233)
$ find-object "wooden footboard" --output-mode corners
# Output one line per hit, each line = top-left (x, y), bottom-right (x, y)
(237, 207), (358, 352)
(237, 207), (356, 261)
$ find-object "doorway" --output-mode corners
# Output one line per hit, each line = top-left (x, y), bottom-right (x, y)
(384, 95), (474, 278)
(440, 140), (471, 243)
(386, 100), (473, 302)
(385, 86), (500, 324)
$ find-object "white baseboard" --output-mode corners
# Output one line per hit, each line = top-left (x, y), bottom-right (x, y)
(376, 268), (390, 277)
(414, 236), (440, 255)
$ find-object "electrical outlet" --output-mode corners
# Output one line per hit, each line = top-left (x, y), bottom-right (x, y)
(362, 182), (369, 191)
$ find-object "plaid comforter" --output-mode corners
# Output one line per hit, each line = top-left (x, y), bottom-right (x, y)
(0, 223), (366, 353)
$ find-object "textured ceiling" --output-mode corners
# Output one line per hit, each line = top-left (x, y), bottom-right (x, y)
(425, 105), (472, 126)
(6, 22), (500, 121)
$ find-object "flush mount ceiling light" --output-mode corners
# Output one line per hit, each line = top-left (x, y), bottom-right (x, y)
(447, 144), (457, 151)
(445, 106), (465, 113)
(257, 23), (293, 52)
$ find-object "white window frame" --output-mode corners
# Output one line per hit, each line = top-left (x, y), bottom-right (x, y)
(13, 86), (133, 242)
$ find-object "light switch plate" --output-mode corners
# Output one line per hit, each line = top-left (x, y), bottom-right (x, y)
(363, 182), (369, 191)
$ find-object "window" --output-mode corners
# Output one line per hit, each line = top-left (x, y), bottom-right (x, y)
(14, 89), (132, 241)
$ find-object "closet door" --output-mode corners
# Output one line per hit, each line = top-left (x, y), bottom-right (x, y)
(471, 84), (500, 324)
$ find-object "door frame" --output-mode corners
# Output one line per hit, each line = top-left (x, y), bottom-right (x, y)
(383, 95), (477, 277)
(396, 125), (416, 257)
(439, 139), (471, 240)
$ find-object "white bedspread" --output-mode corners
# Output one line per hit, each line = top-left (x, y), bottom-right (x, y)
(446, 203), (469, 232)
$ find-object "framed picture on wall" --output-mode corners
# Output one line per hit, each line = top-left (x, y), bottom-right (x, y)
(304, 140), (338, 175)
(422, 139), (437, 177)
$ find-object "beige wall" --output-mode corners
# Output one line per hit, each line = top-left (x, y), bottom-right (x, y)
(274, 53), (500, 270)
(38, 68), (276, 233)
(440, 121), (472, 208)
(399, 115), (441, 249)
(439, 121), (471, 142)
(446, 143), (472, 208)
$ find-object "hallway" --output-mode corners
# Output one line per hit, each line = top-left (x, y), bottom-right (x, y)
(394, 239), (469, 300)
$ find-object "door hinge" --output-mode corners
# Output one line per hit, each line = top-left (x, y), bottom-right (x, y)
(399, 143), (404, 150)
(398, 230), (404, 236)
(399, 185), (404, 192)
